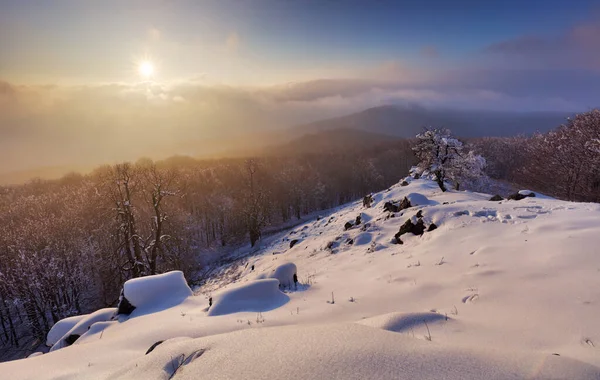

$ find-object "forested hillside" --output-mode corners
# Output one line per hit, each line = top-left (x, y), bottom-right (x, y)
(0, 140), (414, 359)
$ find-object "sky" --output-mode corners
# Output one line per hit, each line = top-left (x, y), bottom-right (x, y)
(0, 0), (599, 175)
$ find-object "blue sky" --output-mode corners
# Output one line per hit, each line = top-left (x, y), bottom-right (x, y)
(1, 0), (598, 84)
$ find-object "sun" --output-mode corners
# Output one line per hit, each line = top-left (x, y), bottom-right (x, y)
(138, 60), (155, 78)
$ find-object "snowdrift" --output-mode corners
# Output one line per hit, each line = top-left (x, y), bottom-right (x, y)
(108, 323), (600, 380)
(50, 308), (117, 352)
(121, 271), (192, 316)
(46, 315), (86, 347)
(256, 262), (297, 288)
(208, 279), (289, 316)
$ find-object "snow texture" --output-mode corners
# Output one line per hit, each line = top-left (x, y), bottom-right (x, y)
(4, 179), (600, 379)
(207, 279), (289, 316)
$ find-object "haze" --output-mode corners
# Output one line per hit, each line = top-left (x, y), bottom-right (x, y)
(1, 0), (599, 180)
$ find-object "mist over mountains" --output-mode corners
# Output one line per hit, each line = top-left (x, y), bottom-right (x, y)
(0, 103), (572, 184)
(293, 104), (568, 138)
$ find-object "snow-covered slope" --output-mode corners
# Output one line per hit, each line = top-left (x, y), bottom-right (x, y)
(3, 179), (600, 379)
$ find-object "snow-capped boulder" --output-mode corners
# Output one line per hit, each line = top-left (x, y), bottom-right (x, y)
(118, 271), (193, 316)
(46, 315), (86, 347)
(507, 191), (536, 201)
(50, 308), (117, 352)
(208, 279), (289, 316)
(406, 193), (436, 206)
(257, 262), (297, 288)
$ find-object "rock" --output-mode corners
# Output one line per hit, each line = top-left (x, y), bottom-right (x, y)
(362, 194), (373, 208)
(400, 180), (409, 187)
(355, 215), (362, 226)
(116, 291), (136, 316)
(290, 239), (299, 249)
(394, 218), (426, 242)
(399, 197), (412, 210)
(413, 173), (421, 179)
(64, 334), (80, 346)
(383, 201), (400, 213)
(145, 340), (164, 355)
(427, 223), (438, 232)
(415, 210), (423, 218)
(489, 195), (504, 201)
(344, 222), (354, 231)
(507, 191), (536, 201)
(346, 238), (354, 245)
(412, 218), (426, 235)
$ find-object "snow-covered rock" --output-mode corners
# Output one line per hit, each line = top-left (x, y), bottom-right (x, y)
(50, 308), (117, 352)
(46, 315), (87, 347)
(122, 271), (193, 315)
(208, 279), (289, 316)
(256, 262), (297, 288)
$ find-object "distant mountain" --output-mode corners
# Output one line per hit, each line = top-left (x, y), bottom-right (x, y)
(293, 105), (569, 138)
(261, 128), (400, 156)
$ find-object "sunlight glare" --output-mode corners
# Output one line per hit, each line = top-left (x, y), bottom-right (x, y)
(138, 61), (155, 78)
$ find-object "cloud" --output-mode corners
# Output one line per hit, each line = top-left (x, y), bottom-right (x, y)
(0, 62), (594, 175)
(225, 32), (240, 53)
(484, 21), (600, 71)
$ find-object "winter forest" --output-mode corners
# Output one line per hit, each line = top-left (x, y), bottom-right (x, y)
(0, 109), (599, 359)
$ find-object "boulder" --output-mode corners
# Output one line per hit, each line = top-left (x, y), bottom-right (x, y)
(394, 218), (427, 243)
(399, 197), (412, 210)
(362, 194), (373, 208)
(507, 191), (536, 201)
(489, 195), (504, 201)
(383, 202), (400, 213)
(344, 221), (354, 231)
(427, 223), (438, 232)
(289, 239), (300, 249)
(400, 180), (409, 187)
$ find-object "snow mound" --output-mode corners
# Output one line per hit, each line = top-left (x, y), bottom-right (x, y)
(76, 321), (118, 346)
(50, 308), (117, 352)
(106, 323), (600, 380)
(208, 279), (289, 316)
(256, 262), (297, 288)
(406, 192), (437, 206)
(123, 271), (192, 315)
(356, 312), (449, 333)
(46, 315), (86, 346)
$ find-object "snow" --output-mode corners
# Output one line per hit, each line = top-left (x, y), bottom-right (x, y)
(50, 308), (117, 352)
(207, 279), (289, 316)
(46, 315), (86, 346)
(3, 179), (600, 379)
(255, 262), (297, 288)
(122, 270), (192, 315)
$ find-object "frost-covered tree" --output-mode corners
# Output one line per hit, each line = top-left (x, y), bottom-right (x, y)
(519, 110), (600, 201)
(413, 127), (487, 191)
